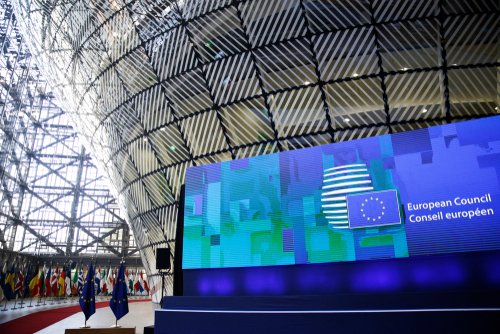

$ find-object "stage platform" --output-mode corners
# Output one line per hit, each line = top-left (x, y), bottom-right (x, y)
(155, 291), (500, 334)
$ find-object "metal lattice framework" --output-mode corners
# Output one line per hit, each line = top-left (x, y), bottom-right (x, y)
(12, 0), (499, 297)
(0, 0), (138, 262)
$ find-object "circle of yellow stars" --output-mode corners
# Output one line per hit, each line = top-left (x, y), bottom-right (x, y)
(360, 196), (386, 222)
(109, 278), (128, 304)
(80, 278), (95, 304)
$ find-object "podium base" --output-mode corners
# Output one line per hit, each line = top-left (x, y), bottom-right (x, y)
(65, 327), (134, 333)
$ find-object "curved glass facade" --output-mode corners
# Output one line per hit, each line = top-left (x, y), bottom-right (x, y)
(12, 0), (499, 297)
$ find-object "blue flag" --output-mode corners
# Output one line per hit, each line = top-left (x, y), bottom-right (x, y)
(110, 262), (129, 320)
(79, 263), (96, 321)
(3, 264), (15, 300)
(23, 265), (33, 298)
(0, 269), (6, 299)
(347, 190), (401, 228)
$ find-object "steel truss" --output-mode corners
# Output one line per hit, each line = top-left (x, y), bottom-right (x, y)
(0, 0), (138, 259)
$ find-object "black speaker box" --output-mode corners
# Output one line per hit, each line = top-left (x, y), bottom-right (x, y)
(156, 247), (171, 270)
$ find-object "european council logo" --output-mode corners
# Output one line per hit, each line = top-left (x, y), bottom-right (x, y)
(321, 163), (401, 229)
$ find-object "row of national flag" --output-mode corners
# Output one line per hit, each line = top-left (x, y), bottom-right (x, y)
(0, 262), (150, 302)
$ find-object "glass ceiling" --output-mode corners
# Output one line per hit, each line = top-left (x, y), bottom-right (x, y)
(0, 0), (138, 259)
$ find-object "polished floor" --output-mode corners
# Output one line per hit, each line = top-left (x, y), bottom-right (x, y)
(0, 297), (156, 334)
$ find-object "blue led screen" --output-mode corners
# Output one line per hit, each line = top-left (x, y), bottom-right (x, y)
(183, 116), (500, 269)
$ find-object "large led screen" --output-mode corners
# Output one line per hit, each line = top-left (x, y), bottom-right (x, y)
(183, 116), (500, 269)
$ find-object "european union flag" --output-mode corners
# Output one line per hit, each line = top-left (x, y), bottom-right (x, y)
(110, 262), (129, 320)
(347, 189), (401, 229)
(79, 263), (96, 321)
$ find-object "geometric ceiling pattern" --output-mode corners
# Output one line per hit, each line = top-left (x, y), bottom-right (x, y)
(12, 0), (499, 296)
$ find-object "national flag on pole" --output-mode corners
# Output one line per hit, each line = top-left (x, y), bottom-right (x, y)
(73, 264), (78, 285)
(72, 265), (78, 295)
(51, 265), (59, 296)
(95, 268), (101, 295)
(29, 268), (40, 297)
(45, 266), (52, 297)
(107, 266), (114, 294)
(0, 273), (4, 302)
(58, 270), (66, 296)
(23, 265), (33, 298)
(79, 263), (96, 321)
(38, 265), (45, 297)
(4, 264), (16, 300)
(15, 269), (24, 298)
(65, 274), (71, 297)
(0, 263), (6, 297)
(125, 269), (130, 294)
(133, 269), (144, 293)
(101, 267), (107, 295)
(140, 271), (150, 293)
(77, 267), (84, 295)
(109, 262), (129, 320)
(128, 272), (133, 294)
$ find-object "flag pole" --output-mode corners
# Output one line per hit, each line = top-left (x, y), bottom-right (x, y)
(1, 298), (7, 311)
(110, 258), (125, 328)
(80, 318), (90, 329)
(11, 296), (17, 310)
(110, 318), (120, 328)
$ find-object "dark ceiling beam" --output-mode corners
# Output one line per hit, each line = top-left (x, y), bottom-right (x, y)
(18, 225), (63, 251)
(21, 187), (123, 256)
(77, 198), (115, 220)
(25, 190), (73, 216)
(23, 186), (71, 220)
(32, 133), (75, 153)
(28, 153), (122, 222)
(0, 211), (66, 255)
(72, 221), (121, 256)
(72, 224), (124, 255)
(66, 146), (85, 255)
(79, 191), (125, 223)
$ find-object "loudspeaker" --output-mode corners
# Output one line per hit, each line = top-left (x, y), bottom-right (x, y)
(156, 247), (171, 270)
